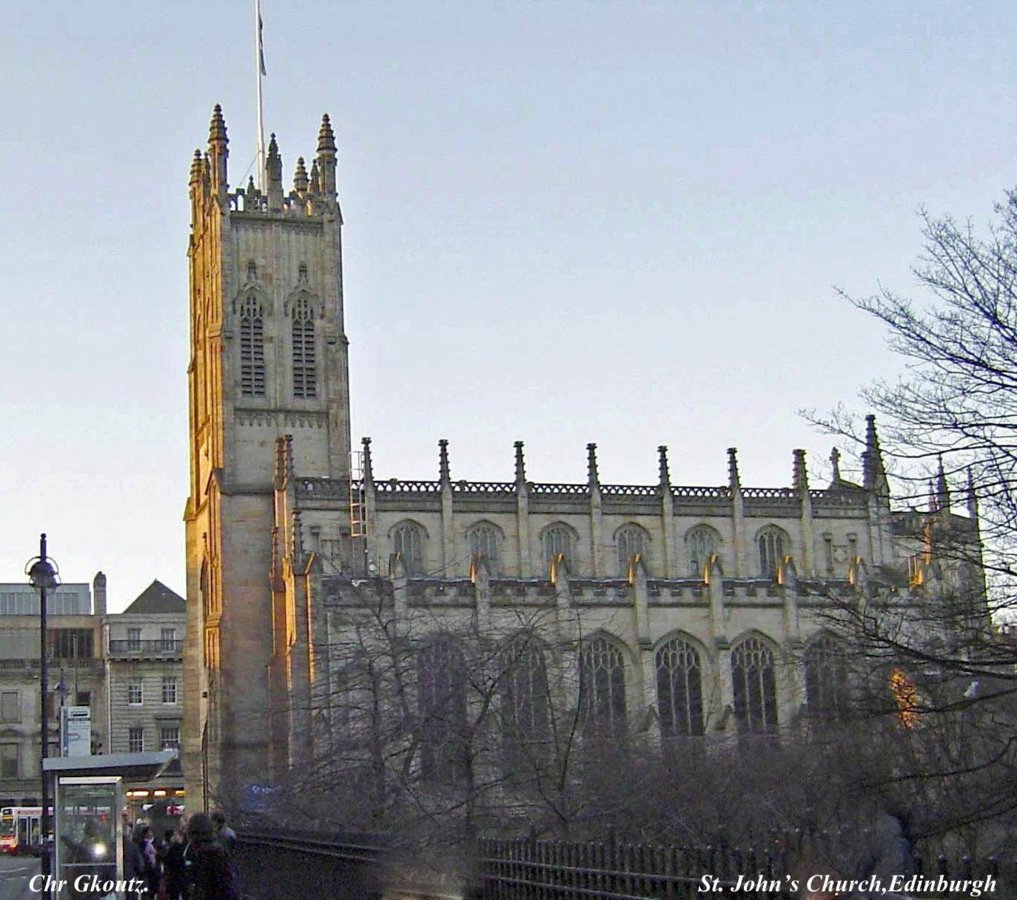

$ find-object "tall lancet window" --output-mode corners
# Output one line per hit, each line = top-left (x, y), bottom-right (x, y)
(239, 296), (265, 397)
(292, 297), (317, 398)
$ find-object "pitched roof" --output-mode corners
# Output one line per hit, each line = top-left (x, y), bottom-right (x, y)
(123, 580), (185, 615)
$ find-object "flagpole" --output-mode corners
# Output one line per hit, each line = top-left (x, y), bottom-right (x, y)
(255, 0), (266, 191)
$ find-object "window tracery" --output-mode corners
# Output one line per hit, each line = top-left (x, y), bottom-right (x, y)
(291, 296), (317, 398)
(685, 525), (720, 578)
(579, 637), (626, 738)
(731, 637), (778, 734)
(418, 637), (468, 784)
(392, 521), (425, 576)
(239, 295), (265, 396)
(804, 633), (850, 722)
(615, 524), (647, 576)
(655, 637), (705, 737)
(757, 525), (789, 578)
(541, 524), (574, 573)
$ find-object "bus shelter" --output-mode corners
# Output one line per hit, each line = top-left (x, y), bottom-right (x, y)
(42, 751), (176, 899)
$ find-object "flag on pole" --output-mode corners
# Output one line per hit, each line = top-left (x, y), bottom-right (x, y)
(258, 11), (267, 75)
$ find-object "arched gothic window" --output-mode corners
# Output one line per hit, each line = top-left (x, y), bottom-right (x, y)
(805, 634), (849, 722)
(418, 637), (468, 784)
(468, 523), (500, 572)
(686, 525), (720, 578)
(655, 637), (704, 737)
(392, 521), (425, 576)
(239, 296), (265, 396)
(541, 524), (574, 573)
(731, 637), (778, 734)
(757, 526), (789, 578)
(616, 524), (646, 576)
(291, 297), (317, 398)
(579, 637), (626, 738)
(501, 638), (550, 770)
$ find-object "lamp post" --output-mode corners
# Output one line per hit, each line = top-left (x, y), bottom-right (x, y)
(27, 533), (59, 879)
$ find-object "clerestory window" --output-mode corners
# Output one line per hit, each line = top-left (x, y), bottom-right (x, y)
(686, 525), (720, 578)
(757, 525), (789, 579)
(616, 524), (646, 576)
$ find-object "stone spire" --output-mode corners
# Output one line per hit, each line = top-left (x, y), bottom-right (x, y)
(316, 114), (337, 198)
(514, 441), (526, 485)
(935, 454), (951, 513)
(293, 156), (309, 196)
(438, 439), (451, 484)
(207, 104), (228, 196)
(586, 443), (600, 489)
(862, 414), (889, 498)
(727, 448), (741, 491)
(658, 445), (671, 488)
(266, 134), (283, 211)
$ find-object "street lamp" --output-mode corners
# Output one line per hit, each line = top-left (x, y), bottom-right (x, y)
(26, 533), (59, 879)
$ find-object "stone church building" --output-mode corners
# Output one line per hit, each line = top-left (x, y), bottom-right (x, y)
(182, 107), (980, 808)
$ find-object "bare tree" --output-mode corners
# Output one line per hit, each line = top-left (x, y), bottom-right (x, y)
(803, 191), (1017, 848)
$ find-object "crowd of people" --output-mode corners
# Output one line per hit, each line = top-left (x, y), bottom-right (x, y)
(122, 809), (242, 899)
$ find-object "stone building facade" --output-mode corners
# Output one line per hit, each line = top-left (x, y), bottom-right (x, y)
(0, 576), (187, 807)
(0, 577), (107, 805)
(182, 107), (981, 808)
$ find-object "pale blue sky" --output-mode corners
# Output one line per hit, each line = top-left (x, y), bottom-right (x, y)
(2, 2), (1012, 610)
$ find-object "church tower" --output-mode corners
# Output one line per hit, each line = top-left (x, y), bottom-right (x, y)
(183, 106), (351, 805)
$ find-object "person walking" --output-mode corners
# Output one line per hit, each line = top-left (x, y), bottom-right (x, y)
(183, 812), (241, 900)
(210, 810), (237, 856)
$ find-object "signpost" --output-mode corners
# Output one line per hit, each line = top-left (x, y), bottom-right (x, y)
(60, 706), (91, 758)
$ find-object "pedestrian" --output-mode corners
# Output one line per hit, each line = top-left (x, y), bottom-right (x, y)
(184, 812), (241, 900)
(160, 820), (190, 900)
(135, 823), (162, 897)
(122, 823), (146, 900)
(210, 810), (237, 856)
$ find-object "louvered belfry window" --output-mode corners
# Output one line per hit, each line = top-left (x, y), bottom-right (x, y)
(239, 296), (265, 396)
(292, 297), (317, 398)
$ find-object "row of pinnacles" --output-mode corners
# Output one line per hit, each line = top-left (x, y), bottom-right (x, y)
(189, 104), (341, 219)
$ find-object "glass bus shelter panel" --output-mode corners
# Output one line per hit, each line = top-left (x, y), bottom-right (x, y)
(54, 778), (123, 898)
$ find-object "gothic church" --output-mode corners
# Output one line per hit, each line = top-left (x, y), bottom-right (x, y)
(182, 108), (978, 806)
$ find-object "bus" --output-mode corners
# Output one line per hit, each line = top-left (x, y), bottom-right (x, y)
(0, 806), (43, 855)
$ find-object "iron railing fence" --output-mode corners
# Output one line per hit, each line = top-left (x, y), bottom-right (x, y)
(237, 827), (1015, 900)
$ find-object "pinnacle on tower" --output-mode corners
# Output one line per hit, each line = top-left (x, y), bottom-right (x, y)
(727, 448), (741, 491)
(514, 441), (526, 484)
(208, 104), (228, 145)
(294, 157), (309, 195)
(317, 113), (337, 154)
(792, 449), (809, 494)
(966, 467), (979, 522)
(189, 149), (203, 186)
(266, 133), (283, 210)
(438, 439), (451, 484)
(207, 104), (229, 195)
(658, 445), (671, 487)
(586, 443), (600, 488)
(935, 454), (951, 512)
(361, 437), (374, 484)
(316, 114), (337, 197)
(862, 414), (889, 498)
